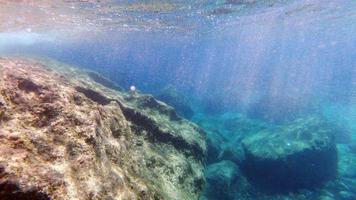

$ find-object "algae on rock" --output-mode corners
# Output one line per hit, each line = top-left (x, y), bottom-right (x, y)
(0, 57), (206, 200)
(241, 116), (337, 192)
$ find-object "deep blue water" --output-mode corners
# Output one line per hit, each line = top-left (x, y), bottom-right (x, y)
(1, 0), (356, 199)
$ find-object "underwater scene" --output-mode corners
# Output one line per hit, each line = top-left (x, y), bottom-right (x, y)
(0, 0), (356, 200)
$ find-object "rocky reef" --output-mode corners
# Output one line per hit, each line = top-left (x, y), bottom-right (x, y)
(197, 112), (356, 200)
(0, 57), (206, 200)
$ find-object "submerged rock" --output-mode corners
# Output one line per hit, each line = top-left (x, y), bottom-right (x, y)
(193, 112), (268, 165)
(0, 57), (206, 200)
(338, 145), (356, 179)
(206, 130), (227, 164)
(201, 160), (255, 200)
(241, 116), (338, 192)
(156, 85), (194, 119)
(206, 160), (239, 189)
(218, 115), (269, 165)
(219, 143), (246, 166)
(339, 190), (356, 200)
(203, 160), (241, 200)
(348, 142), (356, 154)
(192, 113), (230, 164)
(86, 71), (123, 92)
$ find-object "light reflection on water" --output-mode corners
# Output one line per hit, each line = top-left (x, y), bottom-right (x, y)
(1, 0), (355, 36)
(1, 0), (356, 124)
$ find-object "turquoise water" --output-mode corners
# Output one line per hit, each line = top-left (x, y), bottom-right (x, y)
(1, 0), (356, 199)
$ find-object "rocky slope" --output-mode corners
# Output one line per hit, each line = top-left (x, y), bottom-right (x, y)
(0, 57), (206, 200)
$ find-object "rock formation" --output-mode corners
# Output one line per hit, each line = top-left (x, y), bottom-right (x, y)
(241, 116), (337, 192)
(0, 57), (206, 200)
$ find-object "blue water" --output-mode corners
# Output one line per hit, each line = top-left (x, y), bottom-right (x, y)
(1, 0), (356, 199)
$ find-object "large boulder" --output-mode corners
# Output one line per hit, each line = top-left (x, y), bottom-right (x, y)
(0, 57), (206, 200)
(241, 116), (338, 192)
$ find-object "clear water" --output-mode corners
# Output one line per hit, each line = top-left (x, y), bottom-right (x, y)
(1, 0), (356, 199)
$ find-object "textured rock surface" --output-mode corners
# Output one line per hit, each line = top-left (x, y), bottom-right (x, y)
(241, 116), (337, 192)
(202, 160), (240, 200)
(192, 113), (268, 165)
(200, 160), (253, 200)
(0, 57), (206, 200)
(156, 85), (194, 119)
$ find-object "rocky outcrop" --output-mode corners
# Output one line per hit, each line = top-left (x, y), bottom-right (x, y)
(0, 57), (206, 200)
(241, 116), (338, 192)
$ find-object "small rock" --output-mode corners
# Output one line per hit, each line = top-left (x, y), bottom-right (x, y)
(203, 160), (240, 200)
(205, 160), (239, 185)
(202, 160), (252, 200)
